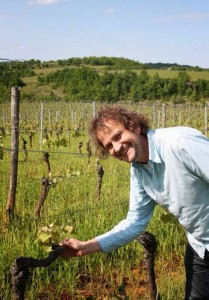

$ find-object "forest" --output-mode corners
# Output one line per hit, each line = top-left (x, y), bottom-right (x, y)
(1, 56), (209, 103)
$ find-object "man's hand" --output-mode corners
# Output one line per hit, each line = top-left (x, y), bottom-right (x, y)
(59, 238), (102, 258)
(59, 238), (84, 258)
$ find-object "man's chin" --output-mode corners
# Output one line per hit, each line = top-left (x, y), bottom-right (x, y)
(116, 151), (135, 163)
(123, 156), (135, 163)
(126, 152), (136, 163)
(115, 156), (130, 163)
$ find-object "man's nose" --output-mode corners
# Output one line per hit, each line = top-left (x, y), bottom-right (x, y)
(112, 142), (122, 154)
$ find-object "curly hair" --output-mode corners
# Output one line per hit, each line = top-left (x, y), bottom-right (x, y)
(89, 105), (150, 156)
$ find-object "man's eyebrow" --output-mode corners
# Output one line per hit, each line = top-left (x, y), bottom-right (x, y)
(112, 130), (123, 139)
(103, 132), (119, 149)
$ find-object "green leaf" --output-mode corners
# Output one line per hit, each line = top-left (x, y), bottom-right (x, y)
(64, 225), (73, 234)
(50, 231), (60, 244)
(43, 245), (53, 252)
(160, 213), (173, 223)
(35, 232), (52, 244)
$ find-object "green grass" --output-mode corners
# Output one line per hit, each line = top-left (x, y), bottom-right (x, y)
(0, 101), (206, 299)
(20, 64), (209, 104)
(146, 69), (209, 80)
(23, 65), (209, 83)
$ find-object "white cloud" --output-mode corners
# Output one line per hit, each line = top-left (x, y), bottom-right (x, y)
(16, 45), (26, 50)
(104, 8), (115, 14)
(27, 0), (62, 5)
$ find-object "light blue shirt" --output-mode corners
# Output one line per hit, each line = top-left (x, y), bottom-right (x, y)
(96, 127), (209, 258)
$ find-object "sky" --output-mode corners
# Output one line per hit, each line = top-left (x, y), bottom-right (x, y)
(1, 0), (209, 68)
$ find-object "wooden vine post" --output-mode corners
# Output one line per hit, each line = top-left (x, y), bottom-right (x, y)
(152, 103), (158, 128)
(204, 105), (208, 136)
(162, 104), (166, 128)
(5, 87), (20, 222)
(40, 102), (44, 150)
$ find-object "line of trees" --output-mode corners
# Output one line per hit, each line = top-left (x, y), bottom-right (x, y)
(1, 57), (209, 103)
(37, 67), (209, 102)
(0, 60), (36, 102)
(56, 56), (204, 72)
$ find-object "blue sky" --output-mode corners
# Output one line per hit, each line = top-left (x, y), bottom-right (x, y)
(1, 0), (209, 68)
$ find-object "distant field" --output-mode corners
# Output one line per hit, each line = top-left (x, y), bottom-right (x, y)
(146, 69), (209, 80)
(102, 68), (209, 81)
(21, 65), (209, 100)
(23, 66), (209, 85)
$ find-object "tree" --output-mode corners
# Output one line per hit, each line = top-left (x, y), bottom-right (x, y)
(177, 71), (190, 95)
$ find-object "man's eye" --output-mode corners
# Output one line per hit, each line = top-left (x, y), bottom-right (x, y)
(115, 133), (122, 141)
(106, 144), (113, 151)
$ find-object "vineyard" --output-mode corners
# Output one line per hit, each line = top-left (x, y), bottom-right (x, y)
(0, 99), (209, 299)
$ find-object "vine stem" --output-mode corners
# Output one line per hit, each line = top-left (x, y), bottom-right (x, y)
(10, 245), (65, 300)
(137, 231), (158, 300)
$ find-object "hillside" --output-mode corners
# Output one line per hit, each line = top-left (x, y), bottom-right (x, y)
(1, 57), (209, 103)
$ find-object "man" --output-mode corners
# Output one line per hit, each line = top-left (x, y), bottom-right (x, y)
(60, 106), (209, 299)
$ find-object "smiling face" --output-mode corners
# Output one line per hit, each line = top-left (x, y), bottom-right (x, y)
(97, 119), (149, 164)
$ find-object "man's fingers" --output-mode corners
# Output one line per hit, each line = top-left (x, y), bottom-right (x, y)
(59, 238), (71, 246)
(59, 245), (78, 257)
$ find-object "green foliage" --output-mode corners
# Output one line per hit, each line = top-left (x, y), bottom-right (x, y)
(50, 137), (68, 147)
(35, 223), (74, 252)
(36, 66), (209, 102)
(58, 56), (143, 69)
(0, 62), (27, 102)
(1, 57), (209, 103)
(1, 100), (202, 298)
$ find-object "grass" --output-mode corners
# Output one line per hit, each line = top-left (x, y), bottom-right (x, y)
(0, 101), (206, 299)
(146, 69), (209, 80)
(30, 64), (209, 80)
(21, 65), (209, 96)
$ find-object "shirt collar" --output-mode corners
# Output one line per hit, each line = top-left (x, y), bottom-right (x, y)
(147, 129), (162, 163)
(132, 129), (162, 168)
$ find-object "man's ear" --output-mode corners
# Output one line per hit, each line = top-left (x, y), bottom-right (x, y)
(135, 127), (142, 135)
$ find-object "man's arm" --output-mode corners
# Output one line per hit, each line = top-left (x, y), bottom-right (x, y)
(60, 238), (102, 257)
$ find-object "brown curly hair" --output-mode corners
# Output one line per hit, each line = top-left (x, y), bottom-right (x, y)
(89, 105), (150, 156)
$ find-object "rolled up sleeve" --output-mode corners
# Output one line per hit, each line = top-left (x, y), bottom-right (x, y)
(96, 166), (155, 253)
